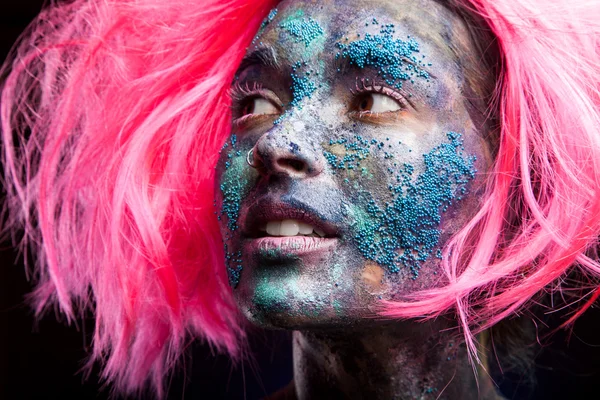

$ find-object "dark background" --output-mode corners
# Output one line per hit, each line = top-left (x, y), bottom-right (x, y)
(1, 2), (600, 399)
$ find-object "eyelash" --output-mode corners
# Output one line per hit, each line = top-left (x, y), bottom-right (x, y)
(349, 77), (409, 115)
(230, 81), (282, 127)
(230, 81), (273, 110)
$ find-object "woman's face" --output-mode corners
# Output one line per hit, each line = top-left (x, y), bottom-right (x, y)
(215, 0), (492, 329)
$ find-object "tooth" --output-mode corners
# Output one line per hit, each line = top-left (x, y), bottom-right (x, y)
(266, 221), (281, 236)
(314, 228), (325, 237)
(280, 219), (300, 236)
(298, 222), (313, 235)
(259, 223), (267, 232)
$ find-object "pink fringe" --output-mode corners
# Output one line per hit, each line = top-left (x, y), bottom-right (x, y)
(2, 0), (277, 396)
(1, 0), (599, 395)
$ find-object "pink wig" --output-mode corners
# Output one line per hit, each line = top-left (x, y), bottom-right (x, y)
(1, 0), (600, 396)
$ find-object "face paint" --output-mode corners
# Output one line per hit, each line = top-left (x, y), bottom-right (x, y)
(216, 0), (491, 328)
(280, 15), (325, 47)
(326, 132), (476, 278)
(253, 8), (278, 44)
(335, 23), (430, 89)
(217, 135), (256, 286)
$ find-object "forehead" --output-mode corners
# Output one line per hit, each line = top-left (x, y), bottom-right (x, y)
(254, 0), (471, 74)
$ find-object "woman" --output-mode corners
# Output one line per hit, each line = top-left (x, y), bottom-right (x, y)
(2, 0), (599, 398)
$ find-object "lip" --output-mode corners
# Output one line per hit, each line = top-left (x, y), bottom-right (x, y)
(240, 198), (340, 256)
(245, 236), (338, 256)
(241, 199), (339, 238)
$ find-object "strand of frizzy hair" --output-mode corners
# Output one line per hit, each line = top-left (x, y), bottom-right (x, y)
(1, 0), (600, 396)
(1, 0), (278, 396)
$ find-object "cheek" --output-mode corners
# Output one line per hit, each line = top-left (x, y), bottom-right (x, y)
(217, 137), (253, 231)
(216, 135), (257, 286)
(326, 131), (477, 281)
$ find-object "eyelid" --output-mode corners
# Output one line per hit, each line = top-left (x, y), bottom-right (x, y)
(231, 81), (283, 110)
(230, 81), (283, 130)
(350, 78), (411, 111)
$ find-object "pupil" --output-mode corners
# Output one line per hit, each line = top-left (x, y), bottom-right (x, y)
(360, 97), (369, 110)
(243, 100), (255, 115)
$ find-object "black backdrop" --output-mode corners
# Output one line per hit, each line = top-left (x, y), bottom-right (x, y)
(1, 2), (600, 399)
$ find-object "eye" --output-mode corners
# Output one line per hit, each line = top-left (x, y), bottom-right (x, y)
(240, 97), (280, 116)
(354, 92), (402, 113)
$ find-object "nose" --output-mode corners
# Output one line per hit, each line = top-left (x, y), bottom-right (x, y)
(249, 132), (323, 179)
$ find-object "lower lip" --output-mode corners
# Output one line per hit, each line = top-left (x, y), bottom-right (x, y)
(245, 236), (338, 256)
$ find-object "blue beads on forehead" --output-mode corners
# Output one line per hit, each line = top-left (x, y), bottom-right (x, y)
(279, 16), (324, 47)
(336, 22), (430, 89)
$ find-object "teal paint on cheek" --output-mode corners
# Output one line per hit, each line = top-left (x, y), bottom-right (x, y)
(218, 134), (254, 287)
(335, 23), (430, 89)
(332, 133), (476, 278)
(219, 135), (250, 232)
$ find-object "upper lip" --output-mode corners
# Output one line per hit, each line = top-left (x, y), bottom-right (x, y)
(241, 198), (339, 238)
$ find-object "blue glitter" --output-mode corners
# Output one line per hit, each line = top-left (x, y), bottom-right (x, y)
(335, 24), (430, 89)
(324, 135), (371, 171)
(275, 18), (324, 114)
(252, 8), (278, 44)
(224, 246), (243, 287)
(219, 135), (246, 232)
(265, 8), (278, 25)
(218, 135), (255, 287)
(290, 61), (317, 108)
(330, 132), (476, 277)
(280, 17), (324, 47)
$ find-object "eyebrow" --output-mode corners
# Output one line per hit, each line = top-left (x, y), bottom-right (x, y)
(333, 53), (437, 81)
(332, 36), (437, 82)
(236, 45), (281, 75)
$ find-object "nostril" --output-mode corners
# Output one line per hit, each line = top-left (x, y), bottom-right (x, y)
(277, 158), (307, 173)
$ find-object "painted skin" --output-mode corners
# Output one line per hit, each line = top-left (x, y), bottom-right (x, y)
(216, 0), (502, 398)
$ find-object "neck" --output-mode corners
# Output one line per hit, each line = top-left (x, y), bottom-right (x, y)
(292, 322), (503, 400)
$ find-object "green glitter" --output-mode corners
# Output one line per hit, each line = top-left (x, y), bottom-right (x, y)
(333, 132), (476, 278)
(253, 275), (291, 312)
(335, 23), (430, 89)
(251, 267), (326, 317)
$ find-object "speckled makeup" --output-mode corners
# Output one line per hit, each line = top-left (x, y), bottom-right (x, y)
(215, 0), (492, 329)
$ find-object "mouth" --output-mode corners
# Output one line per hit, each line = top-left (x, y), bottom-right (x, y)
(241, 200), (339, 255)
